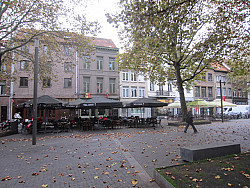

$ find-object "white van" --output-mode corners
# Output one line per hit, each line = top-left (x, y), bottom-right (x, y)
(224, 105), (250, 118)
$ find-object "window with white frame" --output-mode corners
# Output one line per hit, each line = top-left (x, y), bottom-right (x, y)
(64, 46), (72, 56)
(208, 87), (213, 97)
(97, 56), (103, 70)
(168, 83), (172, 92)
(208, 73), (213, 81)
(138, 75), (144, 82)
(222, 87), (226, 96)
(64, 62), (72, 72)
(43, 77), (51, 88)
(43, 45), (48, 54)
(122, 87), (129, 98)
(83, 77), (90, 93)
(109, 58), (115, 71)
(131, 71), (137, 81)
(139, 87), (145, 98)
(228, 88), (231, 97)
(233, 90), (237, 97)
(0, 81), (6, 95)
(20, 60), (29, 70)
(109, 78), (116, 94)
(238, 89), (242, 97)
(97, 77), (103, 93)
(195, 86), (200, 97)
(221, 76), (226, 82)
(83, 56), (90, 69)
(201, 87), (206, 97)
(217, 87), (221, 96)
(122, 72), (129, 81)
(131, 87), (137, 97)
(64, 78), (72, 88)
(216, 75), (221, 82)
(150, 82), (154, 91)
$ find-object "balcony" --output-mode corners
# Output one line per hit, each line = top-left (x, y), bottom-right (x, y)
(156, 90), (175, 97)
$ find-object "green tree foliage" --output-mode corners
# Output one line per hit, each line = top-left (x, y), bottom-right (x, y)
(108, 0), (249, 120)
(0, 0), (100, 80)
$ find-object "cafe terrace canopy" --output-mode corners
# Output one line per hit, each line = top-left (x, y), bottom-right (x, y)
(125, 98), (168, 108)
(209, 99), (237, 107)
(79, 97), (122, 108)
(187, 99), (215, 108)
(66, 99), (87, 108)
(22, 95), (66, 108)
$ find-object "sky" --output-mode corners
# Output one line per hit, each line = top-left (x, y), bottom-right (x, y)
(84, 0), (121, 48)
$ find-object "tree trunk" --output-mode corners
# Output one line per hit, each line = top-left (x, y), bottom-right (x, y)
(174, 64), (187, 122)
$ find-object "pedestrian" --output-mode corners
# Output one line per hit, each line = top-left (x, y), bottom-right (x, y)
(184, 109), (198, 133)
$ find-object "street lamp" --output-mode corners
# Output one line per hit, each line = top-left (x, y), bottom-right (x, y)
(220, 80), (225, 122)
(32, 38), (39, 145)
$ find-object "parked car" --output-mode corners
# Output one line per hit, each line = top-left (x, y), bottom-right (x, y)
(224, 105), (250, 118)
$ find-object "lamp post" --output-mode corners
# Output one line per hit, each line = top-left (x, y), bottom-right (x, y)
(220, 80), (225, 123)
(32, 38), (39, 145)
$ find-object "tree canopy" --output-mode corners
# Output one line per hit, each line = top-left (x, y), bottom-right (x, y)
(0, 0), (100, 80)
(108, 0), (249, 120)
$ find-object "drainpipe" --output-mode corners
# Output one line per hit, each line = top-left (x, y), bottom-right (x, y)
(9, 51), (15, 121)
(75, 51), (78, 98)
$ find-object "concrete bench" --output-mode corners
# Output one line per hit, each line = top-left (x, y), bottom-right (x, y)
(180, 143), (241, 162)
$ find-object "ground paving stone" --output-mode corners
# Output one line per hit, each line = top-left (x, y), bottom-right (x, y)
(0, 119), (249, 188)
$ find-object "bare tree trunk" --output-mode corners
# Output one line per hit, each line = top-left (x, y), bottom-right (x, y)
(174, 64), (187, 122)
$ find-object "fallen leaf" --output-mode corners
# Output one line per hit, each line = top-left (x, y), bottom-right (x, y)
(132, 179), (138, 187)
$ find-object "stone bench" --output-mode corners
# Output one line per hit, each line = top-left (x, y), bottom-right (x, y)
(180, 143), (241, 162)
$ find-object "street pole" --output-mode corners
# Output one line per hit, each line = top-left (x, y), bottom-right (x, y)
(32, 38), (39, 145)
(220, 80), (224, 123)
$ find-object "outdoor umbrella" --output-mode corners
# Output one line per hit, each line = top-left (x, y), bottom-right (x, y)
(67, 99), (87, 108)
(187, 99), (215, 108)
(209, 99), (237, 107)
(166, 101), (181, 108)
(79, 97), (122, 108)
(126, 98), (167, 108)
(23, 95), (66, 108)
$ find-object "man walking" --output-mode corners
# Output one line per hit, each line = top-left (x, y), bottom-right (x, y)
(184, 109), (198, 133)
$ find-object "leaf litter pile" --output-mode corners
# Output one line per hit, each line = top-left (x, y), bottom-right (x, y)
(158, 152), (249, 188)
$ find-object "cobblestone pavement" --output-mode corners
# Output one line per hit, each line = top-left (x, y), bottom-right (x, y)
(0, 119), (249, 188)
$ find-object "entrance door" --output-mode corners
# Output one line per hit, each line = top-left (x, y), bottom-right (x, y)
(1, 106), (7, 122)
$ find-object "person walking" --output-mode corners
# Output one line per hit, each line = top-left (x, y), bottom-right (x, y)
(184, 109), (198, 133)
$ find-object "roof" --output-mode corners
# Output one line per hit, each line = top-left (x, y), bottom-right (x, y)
(92, 37), (117, 48)
(210, 63), (230, 72)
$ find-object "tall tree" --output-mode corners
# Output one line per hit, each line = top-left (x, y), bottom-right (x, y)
(0, 0), (100, 79)
(108, 0), (249, 121)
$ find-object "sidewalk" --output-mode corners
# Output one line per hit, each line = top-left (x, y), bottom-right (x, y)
(1, 119), (249, 188)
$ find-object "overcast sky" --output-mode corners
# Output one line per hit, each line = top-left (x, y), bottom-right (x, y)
(84, 0), (121, 48)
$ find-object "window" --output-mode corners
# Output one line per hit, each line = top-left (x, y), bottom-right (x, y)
(109, 78), (116, 94)
(238, 89), (242, 97)
(83, 56), (90, 69)
(208, 73), (213, 82)
(195, 86), (200, 97)
(150, 82), (154, 91)
(122, 87), (129, 98)
(138, 75), (144, 82)
(139, 87), (145, 98)
(208, 87), (213, 97)
(131, 71), (137, 81)
(97, 56), (103, 70)
(216, 75), (221, 82)
(64, 78), (72, 88)
(43, 78), (51, 88)
(97, 77), (103, 93)
(43, 45), (48, 54)
(233, 90), (237, 97)
(109, 58), (115, 71)
(83, 77), (90, 93)
(186, 88), (191, 93)
(45, 61), (52, 73)
(201, 87), (206, 98)
(168, 83), (172, 92)
(20, 60), (29, 70)
(131, 87), (137, 97)
(228, 88), (231, 97)
(0, 81), (6, 95)
(64, 46), (72, 56)
(159, 85), (163, 95)
(64, 62), (72, 72)
(122, 72), (129, 81)
(1, 63), (7, 72)
(217, 87), (221, 96)
(222, 87), (226, 96)
(20, 77), (28, 87)
(221, 76), (226, 82)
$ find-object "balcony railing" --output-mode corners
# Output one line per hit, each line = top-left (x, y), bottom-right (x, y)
(156, 90), (174, 96)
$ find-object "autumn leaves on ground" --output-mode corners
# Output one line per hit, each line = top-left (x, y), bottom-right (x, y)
(159, 152), (249, 188)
